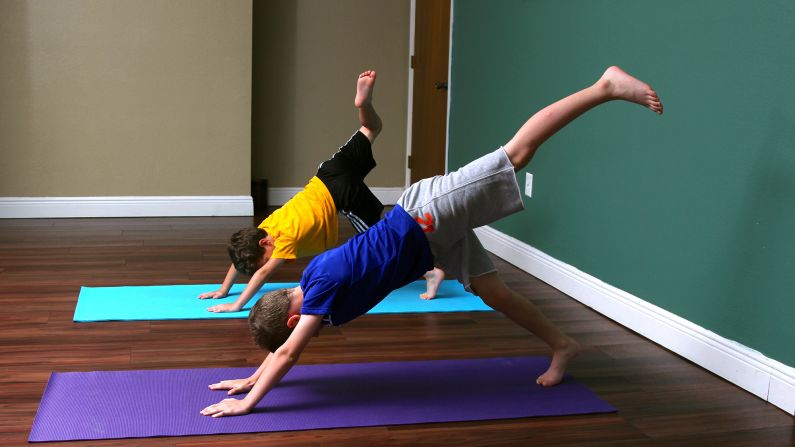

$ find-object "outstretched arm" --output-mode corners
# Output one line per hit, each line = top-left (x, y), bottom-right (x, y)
(200, 314), (324, 417)
(207, 351), (273, 395)
(207, 257), (286, 313)
(198, 264), (239, 299)
(354, 70), (381, 143)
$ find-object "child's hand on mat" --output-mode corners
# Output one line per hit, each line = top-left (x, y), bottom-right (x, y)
(198, 289), (228, 299)
(207, 303), (241, 313)
(208, 378), (254, 395)
(200, 398), (252, 418)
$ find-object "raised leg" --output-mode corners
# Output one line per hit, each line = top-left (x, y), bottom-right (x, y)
(504, 66), (663, 171)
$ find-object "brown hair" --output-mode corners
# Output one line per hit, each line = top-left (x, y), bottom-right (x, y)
(248, 288), (293, 352)
(228, 227), (267, 276)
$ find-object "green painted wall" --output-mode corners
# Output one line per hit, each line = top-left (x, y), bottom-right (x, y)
(449, 0), (795, 366)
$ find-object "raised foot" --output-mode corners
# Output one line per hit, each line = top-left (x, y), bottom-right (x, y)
(599, 66), (663, 115)
(536, 337), (582, 387)
(354, 70), (377, 108)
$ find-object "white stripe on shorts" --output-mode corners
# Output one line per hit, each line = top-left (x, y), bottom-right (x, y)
(342, 210), (369, 233)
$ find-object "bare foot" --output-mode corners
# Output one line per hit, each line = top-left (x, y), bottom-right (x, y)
(420, 268), (445, 300)
(354, 70), (377, 108)
(536, 337), (581, 387)
(599, 66), (663, 115)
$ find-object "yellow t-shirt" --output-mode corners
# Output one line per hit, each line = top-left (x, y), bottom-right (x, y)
(258, 176), (338, 260)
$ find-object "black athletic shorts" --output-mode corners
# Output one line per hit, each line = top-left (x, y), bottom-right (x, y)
(316, 131), (384, 233)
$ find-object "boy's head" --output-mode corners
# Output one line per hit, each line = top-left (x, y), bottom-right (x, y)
(248, 288), (296, 352)
(228, 227), (272, 276)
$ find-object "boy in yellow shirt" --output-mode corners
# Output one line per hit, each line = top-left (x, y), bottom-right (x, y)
(199, 70), (387, 313)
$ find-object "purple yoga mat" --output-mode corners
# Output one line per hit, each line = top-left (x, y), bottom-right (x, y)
(29, 357), (614, 442)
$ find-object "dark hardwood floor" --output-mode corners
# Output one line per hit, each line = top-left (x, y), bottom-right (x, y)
(0, 213), (792, 446)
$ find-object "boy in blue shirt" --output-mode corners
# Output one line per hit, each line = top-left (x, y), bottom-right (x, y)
(201, 66), (663, 418)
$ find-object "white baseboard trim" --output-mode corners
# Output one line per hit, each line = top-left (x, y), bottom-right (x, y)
(474, 225), (795, 416)
(267, 187), (405, 206)
(0, 187), (406, 218)
(0, 196), (253, 218)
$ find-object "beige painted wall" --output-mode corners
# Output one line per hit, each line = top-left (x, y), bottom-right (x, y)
(0, 0), (252, 197)
(252, 0), (410, 187)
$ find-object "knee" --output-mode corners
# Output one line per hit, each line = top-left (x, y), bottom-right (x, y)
(503, 141), (537, 172)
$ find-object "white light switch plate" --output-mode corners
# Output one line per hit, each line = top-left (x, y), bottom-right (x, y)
(525, 172), (533, 198)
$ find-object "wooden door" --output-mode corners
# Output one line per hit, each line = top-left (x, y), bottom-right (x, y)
(409, 0), (451, 183)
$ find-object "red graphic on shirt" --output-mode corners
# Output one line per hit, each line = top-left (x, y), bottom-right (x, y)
(415, 212), (435, 233)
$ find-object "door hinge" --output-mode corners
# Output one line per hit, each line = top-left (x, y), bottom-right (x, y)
(410, 55), (415, 69)
(407, 154), (413, 169)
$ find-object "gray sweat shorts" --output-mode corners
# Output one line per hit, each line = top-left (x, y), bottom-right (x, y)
(396, 147), (524, 291)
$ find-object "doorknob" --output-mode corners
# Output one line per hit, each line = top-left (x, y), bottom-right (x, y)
(434, 81), (448, 90)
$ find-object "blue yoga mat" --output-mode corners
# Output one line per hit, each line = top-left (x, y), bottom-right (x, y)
(29, 357), (614, 442)
(73, 280), (492, 322)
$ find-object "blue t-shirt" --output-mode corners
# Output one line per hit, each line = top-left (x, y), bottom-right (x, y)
(299, 205), (434, 326)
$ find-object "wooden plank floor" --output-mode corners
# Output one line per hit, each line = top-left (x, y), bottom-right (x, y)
(0, 213), (792, 446)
